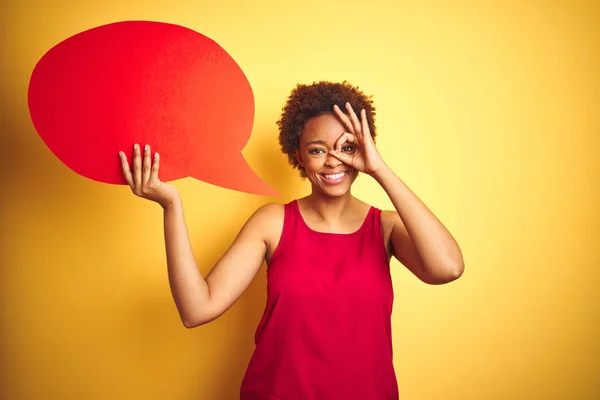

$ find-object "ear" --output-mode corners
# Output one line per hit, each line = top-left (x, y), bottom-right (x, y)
(294, 149), (304, 167)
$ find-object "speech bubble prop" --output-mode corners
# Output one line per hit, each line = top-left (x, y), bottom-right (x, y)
(28, 21), (277, 196)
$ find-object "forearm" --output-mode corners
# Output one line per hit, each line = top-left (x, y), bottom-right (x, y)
(372, 164), (464, 277)
(162, 196), (210, 327)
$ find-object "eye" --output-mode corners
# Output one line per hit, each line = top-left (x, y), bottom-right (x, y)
(309, 148), (325, 155)
(342, 145), (356, 153)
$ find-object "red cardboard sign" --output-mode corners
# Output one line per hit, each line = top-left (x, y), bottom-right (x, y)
(28, 21), (277, 196)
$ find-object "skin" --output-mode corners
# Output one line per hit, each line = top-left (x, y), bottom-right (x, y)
(118, 102), (465, 328)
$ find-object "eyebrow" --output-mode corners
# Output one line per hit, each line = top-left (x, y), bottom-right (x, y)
(306, 140), (327, 146)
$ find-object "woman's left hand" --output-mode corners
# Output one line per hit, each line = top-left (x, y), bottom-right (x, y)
(331, 102), (386, 176)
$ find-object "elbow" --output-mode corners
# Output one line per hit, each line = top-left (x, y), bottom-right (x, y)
(438, 253), (465, 283)
(181, 311), (218, 329)
(182, 318), (203, 329)
(448, 262), (464, 282)
(182, 316), (209, 329)
(179, 293), (216, 328)
(423, 262), (465, 285)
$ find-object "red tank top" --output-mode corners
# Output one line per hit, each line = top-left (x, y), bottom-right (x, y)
(240, 200), (398, 400)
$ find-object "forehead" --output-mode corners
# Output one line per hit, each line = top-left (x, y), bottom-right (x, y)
(300, 113), (346, 145)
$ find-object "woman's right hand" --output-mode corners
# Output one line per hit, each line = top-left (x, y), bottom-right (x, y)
(119, 143), (179, 209)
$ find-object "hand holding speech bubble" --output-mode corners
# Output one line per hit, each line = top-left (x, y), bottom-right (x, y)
(28, 21), (277, 196)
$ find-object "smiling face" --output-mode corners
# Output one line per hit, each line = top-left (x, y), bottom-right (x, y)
(295, 113), (358, 197)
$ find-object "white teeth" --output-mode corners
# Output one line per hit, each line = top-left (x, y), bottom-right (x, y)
(323, 172), (345, 180)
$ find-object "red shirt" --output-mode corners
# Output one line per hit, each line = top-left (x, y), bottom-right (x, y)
(241, 200), (399, 399)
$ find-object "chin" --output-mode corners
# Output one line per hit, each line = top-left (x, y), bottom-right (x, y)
(323, 187), (352, 197)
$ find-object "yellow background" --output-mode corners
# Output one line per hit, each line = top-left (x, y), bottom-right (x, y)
(1, 0), (598, 399)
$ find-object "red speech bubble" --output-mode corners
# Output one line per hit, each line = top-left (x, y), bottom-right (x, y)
(28, 21), (277, 196)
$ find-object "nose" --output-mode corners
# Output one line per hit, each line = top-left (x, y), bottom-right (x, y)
(324, 153), (342, 168)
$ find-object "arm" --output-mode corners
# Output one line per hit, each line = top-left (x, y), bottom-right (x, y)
(162, 196), (210, 327)
(119, 144), (271, 328)
(164, 199), (274, 327)
(331, 103), (464, 285)
(375, 167), (464, 284)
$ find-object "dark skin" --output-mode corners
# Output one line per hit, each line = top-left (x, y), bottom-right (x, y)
(117, 103), (465, 328)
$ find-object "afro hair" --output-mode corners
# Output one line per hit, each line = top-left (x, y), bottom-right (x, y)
(276, 80), (376, 177)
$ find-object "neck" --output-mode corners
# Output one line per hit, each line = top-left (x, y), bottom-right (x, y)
(304, 190), (356, 222)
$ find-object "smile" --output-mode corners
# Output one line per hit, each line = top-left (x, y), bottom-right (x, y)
(320, 171), (347, 184)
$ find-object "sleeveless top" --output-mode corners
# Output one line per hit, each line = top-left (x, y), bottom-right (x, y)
(240, 200), (399, 400)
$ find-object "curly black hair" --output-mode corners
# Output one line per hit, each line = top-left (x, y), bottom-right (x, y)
(276, 81), (376, 177)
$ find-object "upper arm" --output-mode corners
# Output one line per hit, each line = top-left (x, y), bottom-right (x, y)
(201, 203), (283, 323)
(383, 210), (434, 284)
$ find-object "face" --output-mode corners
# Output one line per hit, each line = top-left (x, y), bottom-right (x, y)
(295, 113), (358, 197)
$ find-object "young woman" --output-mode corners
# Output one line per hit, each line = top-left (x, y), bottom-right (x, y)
(118, 81), (464, 400)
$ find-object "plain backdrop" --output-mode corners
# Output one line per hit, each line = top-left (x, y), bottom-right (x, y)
(1, 0), (599, 399)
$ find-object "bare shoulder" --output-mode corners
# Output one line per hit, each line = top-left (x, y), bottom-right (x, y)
(246, 202), (284, 239)
(234, 202), (284, 239)
(249, 202), (285, 261)
(250, 202), (285, 226)
(379, 210), (402, 253)
(381, 210), (400, 224)
(380, 209), (401, 229)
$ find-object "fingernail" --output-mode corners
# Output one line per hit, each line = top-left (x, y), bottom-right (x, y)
(145, 144), (149, 151)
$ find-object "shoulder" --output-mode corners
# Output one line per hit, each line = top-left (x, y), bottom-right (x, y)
(352, 198), (393, 227)
(379, 209), (402, 239)
(244, 202), (285, 239)
(248, 203), (286, 257)
(380, 209), (401, 226)
(251, 202), (285, 221)
(355, 199), (397, 232)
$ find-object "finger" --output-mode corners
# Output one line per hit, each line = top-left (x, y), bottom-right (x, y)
(142, 144), (151, 184)
(151, 152), (160, 181)
(334, 132), (356, 153)
(133, 143), (141, 190)
(329, 149), (353, 165)
(345, 102), (362, 135)
(119, 151), (134, 187)
(333, 104), (355, 134)
(361, 109), (373, 140)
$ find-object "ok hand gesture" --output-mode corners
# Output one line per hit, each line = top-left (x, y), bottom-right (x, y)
(331, 102), (386, 176)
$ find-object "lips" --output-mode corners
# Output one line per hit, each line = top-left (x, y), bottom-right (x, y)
(322, 171), (345, 179)
(320, 170), (347, 184)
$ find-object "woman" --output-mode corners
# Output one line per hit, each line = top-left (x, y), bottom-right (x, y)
(118, 81), (464, 400)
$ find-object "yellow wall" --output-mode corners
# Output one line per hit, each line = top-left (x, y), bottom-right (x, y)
(1, 1), (598, 399)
